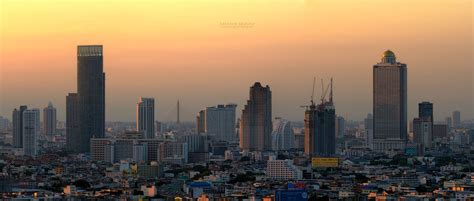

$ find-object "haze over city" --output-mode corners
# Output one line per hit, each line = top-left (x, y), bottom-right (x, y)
(1, 0), (472, 122)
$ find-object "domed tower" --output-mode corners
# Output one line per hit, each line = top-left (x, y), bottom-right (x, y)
(381, 50), (397, 64)
(372, 50), (407, 152)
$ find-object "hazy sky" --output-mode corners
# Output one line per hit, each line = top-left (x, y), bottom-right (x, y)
(0, 0), (472, 122)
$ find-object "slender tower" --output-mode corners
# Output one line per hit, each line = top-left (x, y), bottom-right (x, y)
(137, 97), (155, 139)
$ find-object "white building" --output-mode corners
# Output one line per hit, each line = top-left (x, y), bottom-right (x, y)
(413, 118), (432, 149)
(266, 159), (302, 180)
(23, 109), (40, 157)
(137, 97), (155, 139)
(43, 102), (57, 136)
(198, 104), (237, 142)
(271, 117), (294, 151)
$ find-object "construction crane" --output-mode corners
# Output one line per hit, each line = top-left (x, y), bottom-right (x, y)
(300, 77), (317, 110)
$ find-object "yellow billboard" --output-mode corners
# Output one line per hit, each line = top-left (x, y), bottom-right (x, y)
(312, 157), (339, 168)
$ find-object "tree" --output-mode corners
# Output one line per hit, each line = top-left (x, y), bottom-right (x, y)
(73, 179), (91, 189)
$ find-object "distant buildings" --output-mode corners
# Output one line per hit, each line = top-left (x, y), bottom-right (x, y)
(304, 79), (336, 157)
(22, 109), (40, 157)
(0, 116), (8, 131)
(12, 105), (27, 148)
(336, 116), (345, 138)
(179, 134), (209, 163)
(452, 110), (461, 128)
(197, 104), (237, 142)
(364, 113), (374, 149)
(66, 93), (80, 153)
(433, 124), (448, 140)
(157, 141), (188, 165)
(413, 118), (432, 149)
(240, 82), (272, 151)
(76, 45), (105, 153)
(445, 117), (453, 131)
(43, 102), (57, 136)
(266, 159), (302, 180)
(412, 101), (434, 149)
(137, 97), (155, 139)
(271, 117), (294, 151)
(373, 50), (407, 152)
(90, 137), (165, 163)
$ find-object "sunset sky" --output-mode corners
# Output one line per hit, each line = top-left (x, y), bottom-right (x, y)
(0, 0), (472, 122)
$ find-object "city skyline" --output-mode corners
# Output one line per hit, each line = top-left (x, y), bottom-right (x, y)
(1, 0), (472, 122)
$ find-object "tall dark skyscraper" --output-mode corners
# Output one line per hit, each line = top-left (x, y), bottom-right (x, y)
(66, 93), (80, 153)
(137, 97), (155, 139)
(43, 102), (57, 136)
(304, 79), (336, 157)
(12, 105), (27, 148)
(239, 82), (272, 151)
(418, 102), (433, 122)
(77, 45), (105, 153)
(373, 50), (407, 151)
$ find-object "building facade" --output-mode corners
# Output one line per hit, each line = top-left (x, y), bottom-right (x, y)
(198, 104), (237, 142)
(66, 93), (80, 153)
(271, 117), (294, 151)
(77, 45), (105, 153)
(413, 118), (433, 149)
(266, 159), (302, 180)
(240, 82), (272, 151)
(22, 109), (40, 157)
(43, 102), (57, 136)
(137, 97), (155, 139)
(12, 105), (27, 148)
(452, 111), (461, 128)
(373, 50), (407, 151)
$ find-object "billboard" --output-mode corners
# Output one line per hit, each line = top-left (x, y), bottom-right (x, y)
(311, 157), (339, 168)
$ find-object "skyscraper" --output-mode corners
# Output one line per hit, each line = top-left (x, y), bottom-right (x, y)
(43, 102), (57, 136)
(22, 109), (40, 157)
(66, 93), (80, 153)
(304, 80), (336, 157)
(12, 105), (27, 148)
(77, 45), (105, 153)
(198, 104), (237, 142)
(373, 50), (407, 151)
(271, 117), (294, 151)
(445, 117), (452, 132)
(137, 97), (155, 139)
(240, 82), (272, 151)
(452, 110), (461, 128)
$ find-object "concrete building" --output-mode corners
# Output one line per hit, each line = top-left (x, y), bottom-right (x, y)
(413, 118), (433, 149)
(66, 93), (80, 153)
(22, 109), (40, 157)
(336, 116), (345, 138)
(364, 113), (374, 149)
(179, 134), (209, 163)
(271, 117), (294, 151)
(77, 45), (105, 153)
(266, 159), (302, 180)
(157, 142), (188, 165)
(0, 116), (8, 131)
(137, 97), (155, 139)
(12, 105), (27, 148)
(433, 124), (448, 140)
(452, 111), (461, 128)
(197, 104), (237, 142)
(43, 102), (57, 136)
(240, 82), (272, 151)
(373, 50), (407, 151)
(90, 137), (164, 163)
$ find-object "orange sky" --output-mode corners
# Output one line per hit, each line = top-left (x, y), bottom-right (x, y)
(0, 0), (472, 122)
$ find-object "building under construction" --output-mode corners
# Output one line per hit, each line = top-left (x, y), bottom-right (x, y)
(304, 78), (336, 157)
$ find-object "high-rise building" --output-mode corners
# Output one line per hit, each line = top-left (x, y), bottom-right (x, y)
(197, 104), (237, 142)
(12, 105), (27, 148)
(452, 111), (461, 128)
(66, 93), (80, 153)
(413, 118), (432, 149)
(22, 109), (40, 157)
(336, 116), (345, 138)
(271, 117), (294, 151)
(418, 102), (433, 122)
(364, 113), (374, 149)
(373, 50), (407, 151)
(43, 102), (57, 136)
(137, 97), (155, 139)
(445, 117), (452, 132)
(240, 82), (272, 151)
(157, 142), (188, 165)
(433, 124), (448, 140)
(77, 45), (105, 153)
(304, 79), (336, 157)
(0, 116), (9, 131)
(179, 134), (209, 163)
